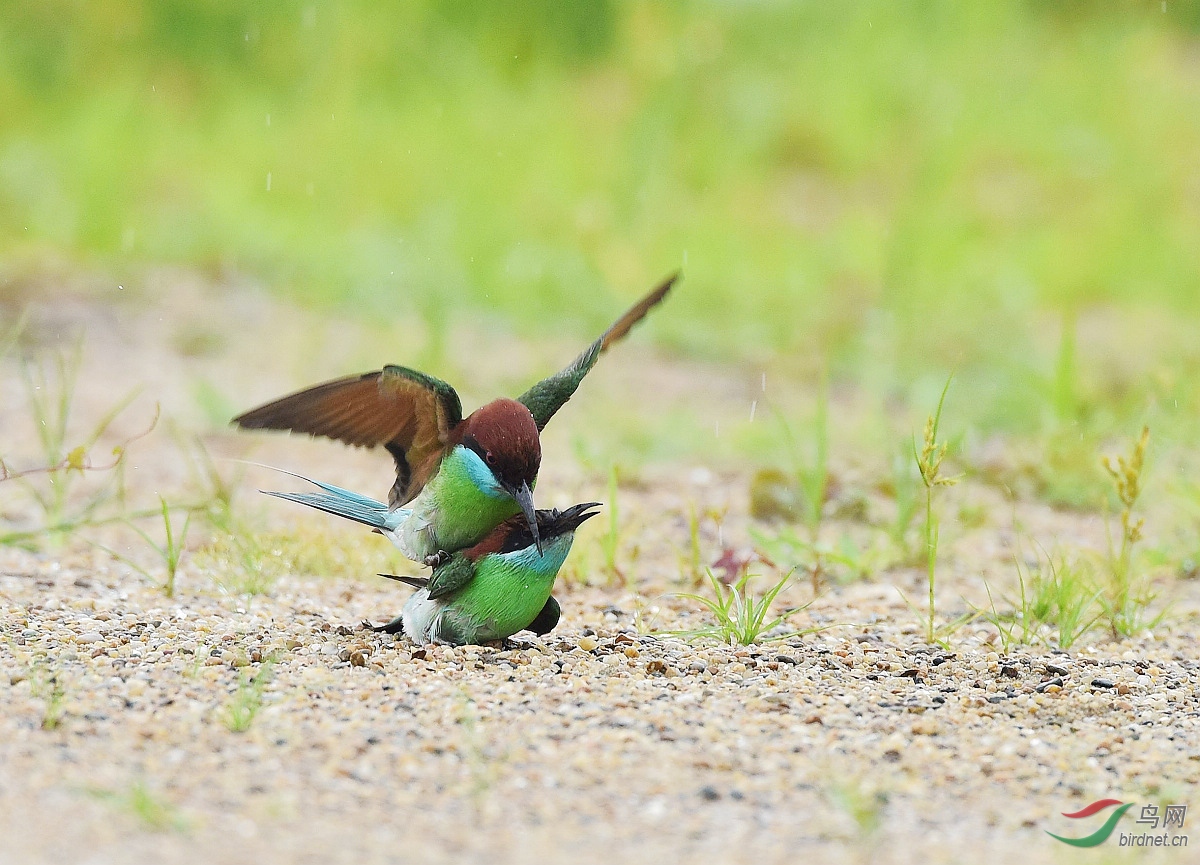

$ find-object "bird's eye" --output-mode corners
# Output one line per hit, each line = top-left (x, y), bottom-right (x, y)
(485, 452), (496, 465)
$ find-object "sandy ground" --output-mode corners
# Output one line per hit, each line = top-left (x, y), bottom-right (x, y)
(1, 278), (1198, 864)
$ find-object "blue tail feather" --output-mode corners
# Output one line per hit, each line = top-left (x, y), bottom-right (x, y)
(259, 469), (408, 531)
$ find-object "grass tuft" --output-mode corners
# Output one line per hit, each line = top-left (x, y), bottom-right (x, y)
(1, 346), (158, 547)
(98, 497), (192, 598)
(913, 375), (959, 645)
(221, 658), (275, 733)
(89, 781), (190, 833)
(979, 549), (1103, 652)
(1099, 426), (1164, 638)
(30, 663), (67, 731)
(664, 569), (816, 645)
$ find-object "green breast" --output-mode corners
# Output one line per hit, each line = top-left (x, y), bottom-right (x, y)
(405, 446), (521, 557)
(436, 535), (574, 643)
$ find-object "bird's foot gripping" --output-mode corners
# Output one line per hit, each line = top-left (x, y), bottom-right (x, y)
(422, 550), (452, 569)
(370, 616), (405, 635)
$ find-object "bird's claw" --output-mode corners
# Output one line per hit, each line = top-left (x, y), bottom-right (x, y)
(423, 550), (451, 568)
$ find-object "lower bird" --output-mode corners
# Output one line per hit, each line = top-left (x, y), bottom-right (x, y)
(373, 502), (600, 645)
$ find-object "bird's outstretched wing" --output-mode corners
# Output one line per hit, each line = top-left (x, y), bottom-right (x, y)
(233, 365), (463, 506)
(517, 273), (679, 431)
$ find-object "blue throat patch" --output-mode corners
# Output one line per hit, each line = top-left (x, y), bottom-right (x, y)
(453, 445), (507, 499)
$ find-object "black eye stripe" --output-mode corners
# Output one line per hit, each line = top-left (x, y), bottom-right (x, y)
(463, 435), (488, 462)
(462, 434), (538, 489)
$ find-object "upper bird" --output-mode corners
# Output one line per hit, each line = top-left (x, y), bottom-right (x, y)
(233, 273), (677, 562)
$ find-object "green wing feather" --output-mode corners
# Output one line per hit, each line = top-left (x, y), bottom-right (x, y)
(425, 553), (478, 600)
(517, 273), (678, 431)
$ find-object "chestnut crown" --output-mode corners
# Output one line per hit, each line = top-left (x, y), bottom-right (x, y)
(459, 398), (541, 490)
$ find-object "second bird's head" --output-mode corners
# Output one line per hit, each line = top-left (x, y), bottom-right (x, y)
(459, 398), (543, 552)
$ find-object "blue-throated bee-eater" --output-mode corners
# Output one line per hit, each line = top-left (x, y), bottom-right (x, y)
(233, 274), (676, 563)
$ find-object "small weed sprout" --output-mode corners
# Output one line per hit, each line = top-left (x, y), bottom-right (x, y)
(681, 502), (728, 587)
(90, 781), (189, 833)
(30, 663), (67, 731)
(979, 550), (1102, 652)
(1030, 555), (1104, 649)
(182, 446), (285, 596)
(825, 775), (888, 856)
(183, 643), (211, 680)
(979, 578), (1037, 654)
(751, 524), (878, 586)
(796, 373), (831, 541)
(914, 376), (958, 645)
(1, 347), (158, 547)
(221, 658), (275, 732)
(455, 690), (501, 817)
(8, 641), (68, 730)
(100, 497), (192, 597)
(1100, 427), (1162, 637)
(630, 590), (660, 635)
(665, 569), (815, 645)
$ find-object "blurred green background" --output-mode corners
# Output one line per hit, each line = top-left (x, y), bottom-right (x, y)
(3, 1), (1200, 453)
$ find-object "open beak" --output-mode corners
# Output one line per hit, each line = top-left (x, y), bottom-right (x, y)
(509, 480), (541, 555)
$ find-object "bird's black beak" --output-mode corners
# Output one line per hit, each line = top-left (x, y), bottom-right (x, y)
(510, 480), (541, 555)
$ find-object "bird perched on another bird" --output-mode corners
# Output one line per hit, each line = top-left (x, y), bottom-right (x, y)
(233, 274), (676, 564)
(374, 502), (600, 645)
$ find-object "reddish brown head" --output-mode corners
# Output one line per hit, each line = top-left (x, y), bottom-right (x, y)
(459, 398), (541, 491)
(459, 397), (542, 551)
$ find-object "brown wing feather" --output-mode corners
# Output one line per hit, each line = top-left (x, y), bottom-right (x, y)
(599, 272), (678, 352)
(233, 366), (463, 505)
